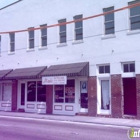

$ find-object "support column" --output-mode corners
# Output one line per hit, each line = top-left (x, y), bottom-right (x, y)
(136, 74), (140, 119)
(111, 74), (122, 118)
(46, 85), (53, 114)
(88, 76), (97, 116)
(12, 80), (18, 111)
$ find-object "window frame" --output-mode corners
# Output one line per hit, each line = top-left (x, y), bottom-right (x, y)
(58, 19), (67, 44)
(74, 15), (83, 41)
(122, 62), (135, 73)
(9, 33), (15, 52)
(103, 7), (115, 35)
(40, 24), (47, 47)
(129, 0), (140, 30)
(98, 65), (110, 74)
(54, 79), (75, 103)
(28, 27), (34, 49)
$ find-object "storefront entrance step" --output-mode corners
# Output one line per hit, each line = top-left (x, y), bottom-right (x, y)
(76, 113), (88, 116)
(17, 109), (25, 112)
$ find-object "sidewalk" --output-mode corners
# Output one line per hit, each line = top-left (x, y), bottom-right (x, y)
(0, 111), (140, 128)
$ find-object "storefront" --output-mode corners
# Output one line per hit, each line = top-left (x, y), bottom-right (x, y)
(41, 62), (89, 115)
(4, 66), (47, 113)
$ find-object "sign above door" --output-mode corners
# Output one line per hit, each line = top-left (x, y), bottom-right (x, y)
(42, 76), (67, 85)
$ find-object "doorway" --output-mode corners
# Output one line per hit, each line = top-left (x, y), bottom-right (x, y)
(123, 78), (137, 115)
(80, 81), (88, 112)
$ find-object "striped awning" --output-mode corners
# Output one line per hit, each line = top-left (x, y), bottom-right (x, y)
(41, 62), (89, 77)
(0, 69), (13, 79)
(5, 66), (47, 79)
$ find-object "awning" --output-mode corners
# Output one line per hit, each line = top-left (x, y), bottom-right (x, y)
(5, 66), (47, 79)
(0, 69), (13, 79)
(41, 62), (89, 77)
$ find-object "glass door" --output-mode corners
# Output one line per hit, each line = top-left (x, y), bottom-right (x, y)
(99, 79), (111, 114)
(80, 81), (88, 112)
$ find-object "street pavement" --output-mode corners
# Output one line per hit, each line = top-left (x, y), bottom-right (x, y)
(0, 111), (140, 128)
(0, 116), (134, 140)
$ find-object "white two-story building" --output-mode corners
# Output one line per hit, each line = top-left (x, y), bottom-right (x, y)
(0, 0), (140, 119)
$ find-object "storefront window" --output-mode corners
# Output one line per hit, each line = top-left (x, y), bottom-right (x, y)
(65, 80), (75, 103)
(1, 83), (12, 101)
(37, 81), (46, 102)
(55, 85), (64, 103)
(27, 81), (36, 101)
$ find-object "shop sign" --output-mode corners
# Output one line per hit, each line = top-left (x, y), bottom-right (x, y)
(42, 76), (67, 85)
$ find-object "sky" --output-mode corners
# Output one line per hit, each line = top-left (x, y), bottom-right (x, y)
(0, 0), (18, 8)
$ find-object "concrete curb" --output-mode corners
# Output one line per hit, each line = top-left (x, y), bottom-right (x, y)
(0, 113), (140, 128)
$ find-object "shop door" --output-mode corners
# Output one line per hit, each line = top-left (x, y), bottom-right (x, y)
(98, 79), (111, 114)
(80, 81), (88, 112)
(123, 78), (137, 115)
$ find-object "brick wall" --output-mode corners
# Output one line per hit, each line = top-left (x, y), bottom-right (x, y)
(46, 85), (53, 114)
(12, 80), (18, 111)
(136, 74), (140, 119)
(88, 76), (97, 116)
(111, 75), (122, 118)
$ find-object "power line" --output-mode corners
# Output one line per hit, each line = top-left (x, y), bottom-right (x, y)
(0, 2), (140, 34)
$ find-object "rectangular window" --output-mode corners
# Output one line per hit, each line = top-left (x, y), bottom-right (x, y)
(74, 15), (83, 40)
(9, 33), (15, 52)
(123, 63), (135, 72)
(54, 79), (75, 103)
(129, 0), (140, 30)
(103, 7), (114, 35)
(1, 83), (12, 101)
(28, 27), (34, 49)
(55, 85), (64, 103)
(27, 81), (36, 101)
(21, 83), (25, 105)
(40, 24), (47, 46)
(37, 81), (46, 102)
(99, 65), (110, 74)
(59, 19), (66, 43)
(65, 80), (75, 103)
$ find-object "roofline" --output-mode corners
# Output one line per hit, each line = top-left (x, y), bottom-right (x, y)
(0, 0), (22, 10)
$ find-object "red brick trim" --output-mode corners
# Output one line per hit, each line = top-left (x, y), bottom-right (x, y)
(111, 74), (122, 118)
(46, 85), (53, 114)
(88, 76), (97, 116)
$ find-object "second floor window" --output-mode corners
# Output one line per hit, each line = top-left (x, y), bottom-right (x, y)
(103, 7), (114, 35)
(28, 27), (34, 49)
(129, 0), (140, 30)
(40, 24), (47, 46)
(59, 19), (66, 43)
(74, 15), (83, 40)
(9, 33), (15, 52)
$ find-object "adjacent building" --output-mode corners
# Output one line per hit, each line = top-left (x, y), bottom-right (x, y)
(0, 0), (140, 119)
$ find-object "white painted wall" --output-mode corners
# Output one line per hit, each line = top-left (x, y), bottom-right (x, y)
(0, 0), (139, 75)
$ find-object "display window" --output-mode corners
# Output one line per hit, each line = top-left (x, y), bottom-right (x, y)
(1, 83), (12, 101)
(27, 81), (46, 102)
(54, 79), (75, 103)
